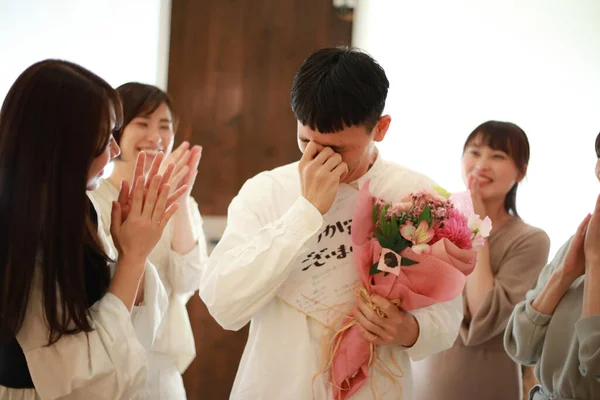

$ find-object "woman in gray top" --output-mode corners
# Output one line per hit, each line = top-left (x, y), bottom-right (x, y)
(504, 132), (600, 400)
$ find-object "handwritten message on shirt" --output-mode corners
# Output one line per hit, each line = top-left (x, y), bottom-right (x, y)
(278, 184), (361, 327)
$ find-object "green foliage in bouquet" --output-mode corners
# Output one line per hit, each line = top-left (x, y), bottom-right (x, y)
(368, 201), (434, 276)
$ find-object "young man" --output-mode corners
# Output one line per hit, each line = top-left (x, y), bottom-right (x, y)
(200, 47), (463, 399)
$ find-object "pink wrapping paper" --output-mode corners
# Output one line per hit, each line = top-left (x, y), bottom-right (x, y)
(330, 182), (478, 399)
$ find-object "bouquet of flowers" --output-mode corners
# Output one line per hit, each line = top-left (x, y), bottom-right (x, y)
(325, 181), (491, 399)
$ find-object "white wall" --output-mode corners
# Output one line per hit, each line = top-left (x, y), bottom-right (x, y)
(0, 0), (171, 178)
(353, 0), (600, 256)
(0, 0), (170, 101)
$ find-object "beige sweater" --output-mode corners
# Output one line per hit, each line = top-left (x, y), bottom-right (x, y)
(505, 237), (600, 399)
(412, 217), (550, 400)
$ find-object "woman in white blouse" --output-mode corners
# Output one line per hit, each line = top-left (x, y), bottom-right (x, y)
(88, 82), (207, 399)
(0, 60), (185, 399)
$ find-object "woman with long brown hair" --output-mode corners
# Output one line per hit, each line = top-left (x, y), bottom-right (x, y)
(0, 60), (185, 399)
(412, 121), (551, 400)
(88, 82), (206, 399)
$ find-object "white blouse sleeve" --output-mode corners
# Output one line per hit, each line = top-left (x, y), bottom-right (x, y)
(166, 196), (208, 296)
(129, 261), (169, 351)
(14, 209), (169, 399)
(16, 278), (147, 400)
(95, 206), (169, 352)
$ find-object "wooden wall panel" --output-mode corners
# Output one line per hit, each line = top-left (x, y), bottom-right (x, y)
(167, 1), (352, 398)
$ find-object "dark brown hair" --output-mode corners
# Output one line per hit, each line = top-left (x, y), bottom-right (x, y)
(114, 82), (178, 144)
(0, 60), (122, 344)
(463, 120), (530, 217)
(595, 131), (600, 158)
(291, 47), (389, 133)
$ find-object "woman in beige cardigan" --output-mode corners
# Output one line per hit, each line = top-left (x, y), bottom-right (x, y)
(412, 121), (550, 400)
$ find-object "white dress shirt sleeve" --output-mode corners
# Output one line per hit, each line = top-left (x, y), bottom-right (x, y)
(404, 294), (463, 361)
(199, 180), (323, 331)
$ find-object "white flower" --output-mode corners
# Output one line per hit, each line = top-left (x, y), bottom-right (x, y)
(468, 214), (492, 238)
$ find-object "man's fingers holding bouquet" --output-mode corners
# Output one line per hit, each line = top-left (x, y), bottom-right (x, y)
(357, 325), (386, 345)
(353, 307), (389, 345)
(353, 294), (420, 347)
(353, 295), (397, 343)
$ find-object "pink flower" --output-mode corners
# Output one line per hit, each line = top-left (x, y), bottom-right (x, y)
(433, 208), (473, 250)
(407, 190), (452, 221)
(386, 201), (413, 217)
(446, 191), (492, 249)
(421, 187), (449, 202)
(374, 198), (387, 208)
(432, 205), (449, 220)
(400, 220), (435, 254)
